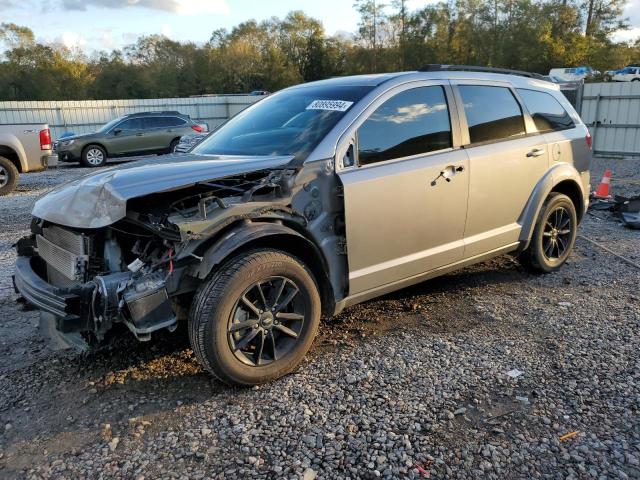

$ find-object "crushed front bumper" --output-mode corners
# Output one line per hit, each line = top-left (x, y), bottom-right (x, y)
(14, 251), (178, 342)
(13, 256), (91, 350)
(13, 257), (83, 321)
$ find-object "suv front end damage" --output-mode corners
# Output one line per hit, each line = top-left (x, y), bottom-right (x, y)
(12, 156), (328, 348)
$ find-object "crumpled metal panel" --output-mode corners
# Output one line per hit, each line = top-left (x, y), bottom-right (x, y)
(32, 153), (294, 229)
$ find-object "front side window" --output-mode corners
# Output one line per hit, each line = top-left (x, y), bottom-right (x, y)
(118, 118), (143, 131)
(517, 89), (575, 133)
(193, 85), (373, 161)
(357, 86), (452, 166)
(98, 116), (124, 133)
(458, 85), (525, 144)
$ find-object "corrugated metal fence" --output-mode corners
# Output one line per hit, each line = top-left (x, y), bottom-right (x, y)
(581, 82), (640, 157)
(0, 96), (260, 140)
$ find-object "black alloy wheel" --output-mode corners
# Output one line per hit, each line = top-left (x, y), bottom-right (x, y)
(228, 276), (306, 367)
(542, 206), (572, 261)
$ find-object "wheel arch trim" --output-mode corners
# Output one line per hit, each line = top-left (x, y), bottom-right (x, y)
(190, 221), (335, 313)
(0, 135), (27, 172)
(518, 164), (586, 251)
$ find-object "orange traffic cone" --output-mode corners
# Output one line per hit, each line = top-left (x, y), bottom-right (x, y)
(592, 170), (612, 199)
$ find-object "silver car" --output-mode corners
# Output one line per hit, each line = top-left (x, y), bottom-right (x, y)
(14, 66), (591, 385)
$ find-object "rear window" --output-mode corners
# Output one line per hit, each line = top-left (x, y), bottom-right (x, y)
(458, 85), (525, 144)
(517, 89), (575, 133)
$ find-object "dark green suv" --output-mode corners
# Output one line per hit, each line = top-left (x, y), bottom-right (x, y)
(55, 111), (205, 167)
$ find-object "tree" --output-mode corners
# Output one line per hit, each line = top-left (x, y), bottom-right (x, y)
(353, 0), (389, 71)
(0, 4), (635, 101)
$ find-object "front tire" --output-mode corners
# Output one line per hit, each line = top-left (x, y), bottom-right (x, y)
(521, 193), (577, 273)
(0, 156), (19, 196)
(81, 145), (107, 167)
(189, 249), (321, 385)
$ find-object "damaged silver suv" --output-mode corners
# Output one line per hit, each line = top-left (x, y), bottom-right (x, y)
(14, 65), (591, 385)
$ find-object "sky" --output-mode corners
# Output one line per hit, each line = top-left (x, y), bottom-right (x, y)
(1, 0), (639, 53)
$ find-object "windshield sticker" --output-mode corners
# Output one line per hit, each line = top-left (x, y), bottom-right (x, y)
(306, 100), (354, 112)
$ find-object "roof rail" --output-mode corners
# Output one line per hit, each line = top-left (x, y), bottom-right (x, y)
(418, 64), (547, 80)
(124, 111), (186, 117)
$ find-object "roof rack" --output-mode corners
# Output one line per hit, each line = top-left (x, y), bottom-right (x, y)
(418, 64), (547, 80)
(124, 111), (186, 117)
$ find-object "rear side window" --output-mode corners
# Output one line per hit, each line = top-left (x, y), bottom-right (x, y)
(142, 117), (164, 129)
(517, 89), (575, 132)
(357, 86), (452, 166)
(458, 85), (525, 144)
(168, 117), (187, 127)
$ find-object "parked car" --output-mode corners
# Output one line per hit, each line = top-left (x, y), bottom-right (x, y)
(0, 124), (56, 195)
(612, 66), (640, 82)
(249, 90), (270, 96)
(548, 66), (595, 82)
(14, 65), (591, 385)
(56, 111), (206, 167)
(174, 132), (207, 153)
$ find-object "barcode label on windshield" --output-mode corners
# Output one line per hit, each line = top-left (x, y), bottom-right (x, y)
(306, 100), (354, 112)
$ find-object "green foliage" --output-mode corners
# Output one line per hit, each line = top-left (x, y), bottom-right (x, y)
(0, 2), (637, 101)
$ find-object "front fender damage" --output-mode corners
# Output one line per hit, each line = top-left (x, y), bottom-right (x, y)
(17, 160), (347, 346)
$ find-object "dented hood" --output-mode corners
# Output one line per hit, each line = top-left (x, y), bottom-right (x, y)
(32, 153), (294, 229)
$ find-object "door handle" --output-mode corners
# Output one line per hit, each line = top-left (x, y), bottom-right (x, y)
(136, 133), (144, 136)
(526, 148), (546, 157)
(432, 165), (464, 186)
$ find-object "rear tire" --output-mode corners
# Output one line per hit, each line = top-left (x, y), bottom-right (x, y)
(520, 193), (577, 273)
(189, 249), (321, 386)
(0, 156), (19, 196)
(81, 145), (107, 167)
(169, 138), (180, 153)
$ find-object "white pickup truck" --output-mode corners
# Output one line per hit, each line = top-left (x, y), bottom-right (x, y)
(0, 124), (57, 195)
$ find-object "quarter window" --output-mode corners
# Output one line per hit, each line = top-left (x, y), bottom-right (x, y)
(357, 86), (452, 166)
(517, 89), (575, 132)
(458, 85), (525, 144)
(151, 116), (187, 128)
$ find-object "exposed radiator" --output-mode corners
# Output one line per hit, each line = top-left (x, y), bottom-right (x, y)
(43, 225), (88, 255)
(36, 227), (89, 282)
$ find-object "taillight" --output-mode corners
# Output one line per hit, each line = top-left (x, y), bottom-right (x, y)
(191, 124), (203, 133)
(585, 132), (592, 150)
(39, 128), (52, 150)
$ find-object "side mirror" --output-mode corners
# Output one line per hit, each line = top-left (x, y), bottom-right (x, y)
(113, 129), (122, 135)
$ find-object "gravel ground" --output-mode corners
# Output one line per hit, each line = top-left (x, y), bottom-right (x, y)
(0, 157), (639, 479)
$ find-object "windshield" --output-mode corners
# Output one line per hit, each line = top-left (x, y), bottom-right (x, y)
(192, 85), (373, 161)
(97, 116), (125, 133)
